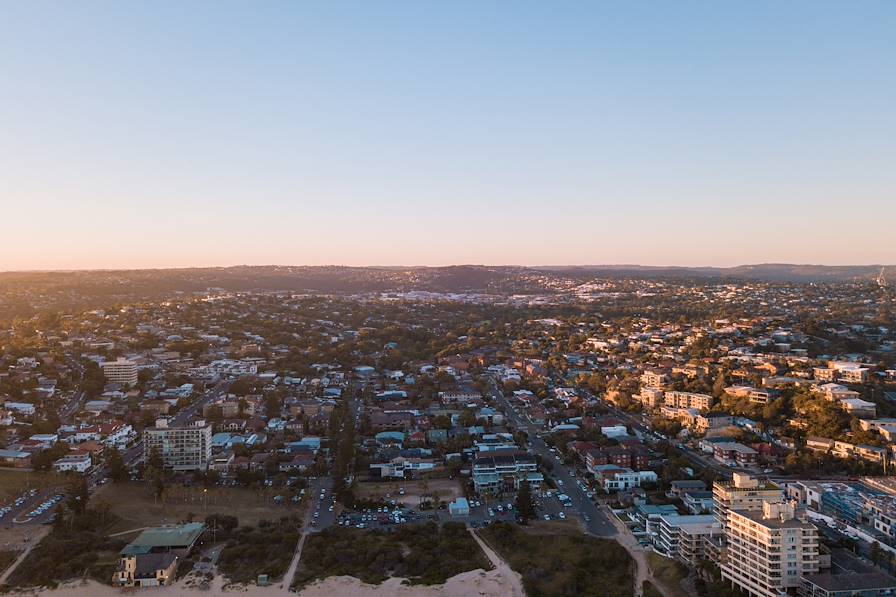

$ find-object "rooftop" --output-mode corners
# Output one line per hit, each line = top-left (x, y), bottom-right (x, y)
(121, 523), (205, 556)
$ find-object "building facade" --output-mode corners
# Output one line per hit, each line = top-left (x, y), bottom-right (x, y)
(721, 501), (820, 597)
(102, 358), (139, 386)
(143, 420), (212, 471)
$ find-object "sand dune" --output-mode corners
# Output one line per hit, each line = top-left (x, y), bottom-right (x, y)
(21, 567), (519, 597)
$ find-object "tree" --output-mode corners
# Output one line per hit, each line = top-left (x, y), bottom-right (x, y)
(137, 368), (155, 389)
(147, 446), (164, 471)
(32, 442), (70, 470)
(458, 409), (477, 428)
(515, 480), (536, 524)
(107, 446), (127, 482)
(712, 373), (726, 398)
(152, 469), (166, 502)
(66, 475), (89, 516)
(265, 393), (281, 417)
(205, 405), (224, 424)
(870, 541), (884, 567)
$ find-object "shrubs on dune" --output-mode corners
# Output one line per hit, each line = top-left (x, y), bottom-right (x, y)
(4, 509), (125, 589)
(480, 522), (634, 597)
(292, 521), (491, 589)
(216, 515), (301, 584)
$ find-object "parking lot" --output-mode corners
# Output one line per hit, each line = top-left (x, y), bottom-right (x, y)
(308, 480), (336, 530)
(1, 488), (61, 526)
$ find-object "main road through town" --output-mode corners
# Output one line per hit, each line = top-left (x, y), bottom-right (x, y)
(488, 379), (617, 537)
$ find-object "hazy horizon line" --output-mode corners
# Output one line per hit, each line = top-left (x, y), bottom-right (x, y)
(1, 262), (894, 275)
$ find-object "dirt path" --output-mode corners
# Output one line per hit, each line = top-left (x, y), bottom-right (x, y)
(469, 528), (526, 597)
(281, 479), (321, 592)
(0, 526), (49, 585)
(603, 505), (675, 597)
(281, 527), (309, 592)
(108, 527), (148, 537)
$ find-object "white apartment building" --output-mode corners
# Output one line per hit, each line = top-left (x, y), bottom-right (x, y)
(634, 387), (664, 408)
(52, 453), (92, 473)
(472, 451), (543, 496)
(144, 419), (212, 471)
(714, 474), (784, 530)
(724, 386), (779, 405)
(814, 362), (870, 384)
(721, 501), (820, 597)
(641, 371), (668, 388)
(102, 358), (139, 386)
(664, 391), (714, 410)
(655, 514), (721, 565)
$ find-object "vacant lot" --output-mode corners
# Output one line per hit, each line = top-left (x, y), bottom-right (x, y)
(0, 470), (65, 503)
(355, 479), (463, 507)
(293, 522), (491, 589)
(95, 481), (303, 533)
(480, 522), (633, 597)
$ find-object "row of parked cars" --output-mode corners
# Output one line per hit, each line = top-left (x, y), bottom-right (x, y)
(487, 502), (516, 517)
(27, 494), (63, 520)
(310, 487), (333, 527)
(338, 506), (419, 529)
(0, 489), (39, 520)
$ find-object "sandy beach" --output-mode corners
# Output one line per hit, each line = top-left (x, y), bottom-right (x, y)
(15, 567), (520, 597)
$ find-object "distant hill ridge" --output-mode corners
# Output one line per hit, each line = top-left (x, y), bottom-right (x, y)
(0, 264), (892, 295)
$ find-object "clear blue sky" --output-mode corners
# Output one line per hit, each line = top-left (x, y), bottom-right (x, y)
(1, 1), (894, 269)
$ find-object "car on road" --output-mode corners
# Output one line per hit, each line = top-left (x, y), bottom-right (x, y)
(558, 512), (566, 519)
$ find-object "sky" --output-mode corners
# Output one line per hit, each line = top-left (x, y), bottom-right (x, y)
(1, 2), (894, 270)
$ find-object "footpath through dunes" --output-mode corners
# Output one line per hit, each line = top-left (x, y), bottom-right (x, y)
(468, 527), (526, 597)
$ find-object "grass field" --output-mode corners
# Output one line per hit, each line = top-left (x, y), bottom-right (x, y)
(354, 478), (463, 507)
(0, 470), (66, 503)
(95, 481), (303, 533)
(480, 522), (633, 597)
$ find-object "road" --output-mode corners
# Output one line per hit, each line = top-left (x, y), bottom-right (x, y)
(59, 391), (85, 423)
(282, 477), (331, 590)
(592, 396), (734, 479)
(489, 379), (616, 537)
(87, 378), (233, 490)
(172, 378), (233, 426)
(489, 379), (684, 596)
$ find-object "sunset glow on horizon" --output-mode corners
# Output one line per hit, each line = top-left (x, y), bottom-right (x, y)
(1, 2), (894, 271)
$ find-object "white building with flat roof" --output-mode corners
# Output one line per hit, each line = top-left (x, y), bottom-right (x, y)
(721, 501), (819, 597)
(102, 358), (139, 386)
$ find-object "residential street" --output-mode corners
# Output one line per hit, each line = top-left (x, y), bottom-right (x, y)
(489, 379), (616, 537)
